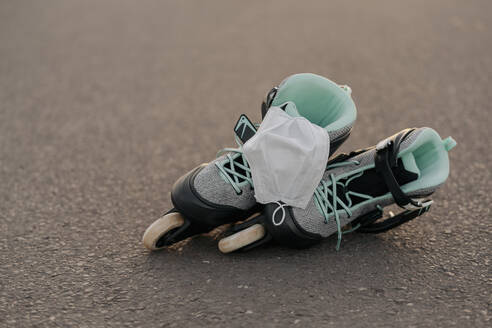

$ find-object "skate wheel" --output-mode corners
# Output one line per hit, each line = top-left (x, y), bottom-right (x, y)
(142, 212), (185, 251)
(218, 224), (265, 254)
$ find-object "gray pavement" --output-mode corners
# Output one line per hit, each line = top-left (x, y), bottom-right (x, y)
(0, 0), (491, 327)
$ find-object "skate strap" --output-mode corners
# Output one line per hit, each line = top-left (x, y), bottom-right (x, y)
(357, 128), (435, 234)
(357, 203), (432, 233)
(261, 87), (279, 118)
(374, 128), (421, 209)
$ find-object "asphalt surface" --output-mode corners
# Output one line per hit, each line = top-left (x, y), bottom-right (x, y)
(1, 0), (491, 327)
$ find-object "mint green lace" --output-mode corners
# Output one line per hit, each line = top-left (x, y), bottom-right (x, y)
(215, 136), (253, 195)
(313, 160), (373, 250)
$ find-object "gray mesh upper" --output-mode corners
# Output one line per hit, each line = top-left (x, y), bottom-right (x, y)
(328, 123), (353, 142)
(193, 155), (256, 210)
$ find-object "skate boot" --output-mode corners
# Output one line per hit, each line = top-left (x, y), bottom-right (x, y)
(218, 127), (456, 253)
(142, 73), (357, 251)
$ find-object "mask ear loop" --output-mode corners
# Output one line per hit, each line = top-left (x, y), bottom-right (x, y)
(272, 202), (287, 226)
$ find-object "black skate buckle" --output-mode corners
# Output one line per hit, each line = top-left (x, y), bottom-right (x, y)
(401, 198), (434, 211)
(376, 139), (392, 152)
(234, 114), (257, 144)
(351, 207), (384, 228)
(357, 200), (433, 234)
(376, 138), (397, 166)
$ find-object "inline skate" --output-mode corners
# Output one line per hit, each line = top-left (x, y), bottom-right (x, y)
(218, 127), (456, 253)
(142, 73), (357, 251)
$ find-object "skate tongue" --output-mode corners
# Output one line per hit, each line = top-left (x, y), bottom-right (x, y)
(400, 153), (420, 178)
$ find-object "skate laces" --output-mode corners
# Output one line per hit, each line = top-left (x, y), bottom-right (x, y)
(215, 135), (253, 195)
(313, 160), (374, 250)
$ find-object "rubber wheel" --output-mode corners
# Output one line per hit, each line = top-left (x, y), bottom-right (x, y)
(218, 224), (266, 254)
(142, 212), (185, 251)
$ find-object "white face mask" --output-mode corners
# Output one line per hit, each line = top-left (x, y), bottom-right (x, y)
(242, 104), (330, 209)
